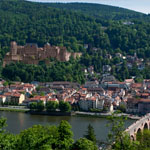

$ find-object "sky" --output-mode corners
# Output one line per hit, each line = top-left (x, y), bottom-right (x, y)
(27, 0), (150, 14)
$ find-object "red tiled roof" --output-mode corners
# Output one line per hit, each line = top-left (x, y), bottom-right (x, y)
(29, 96), (46, 101)
(47, 98), (57, 101)
(12, 93), (21, 97)
(82, 88), (87, 90)
(132, 83), (142, 88)
(125, 79), (134, 83)
(4, 92), (12, 96)
(0, 95), (6, 98)
(4, 92), (22, 97)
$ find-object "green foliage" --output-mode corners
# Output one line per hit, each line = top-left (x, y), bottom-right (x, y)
(107, 113), (137, 150)
(0, 117), (7, 133)
(30, 101), (72, 113)
(40, 92), (45, 96)
(84, 124), (96, 144)
(90, 108), (103, 112)
(0, 117), (17, 149)
(46, 101), (59, 112)
(3, 81), (8, 86)
(136, 129), (150, 150)
(29, 102), (37, 111)
(0, 1), (150, 82)
(48, 3), (148, 21)
(36, 86), (41, 92)
(37, 101), (44, 112)
(0, 133), (18, 150)
(59, 101), (71, 112)
(56, 120), (74, 150)
(2, 61), (85, 84)
(29, 101), (44, 112)
(0, 117), (81, 150)
(118, 104), (126, 113)
(1, 116), (150, 150)
(111, 134), (137, 150)
(107, 114), (126, 142)
(17, 125), (58, 150)
(71, 138), (98, 150)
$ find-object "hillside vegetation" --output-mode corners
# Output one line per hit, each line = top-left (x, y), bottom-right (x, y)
(1, 0), (150, 82)
(46, 2), (148, 21)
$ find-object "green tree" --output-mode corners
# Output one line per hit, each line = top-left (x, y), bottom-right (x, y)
(0, 117), (7, 133)
(0, 133), (18, 150)
(46, 101), (59, 112)
(59, 101), (71, 112)
(107, 113), (137, 150)
(37, 101), (44, 112)
(17, 125), (58, 150)
(136, 129), (150, 150)
(29, 102), (37, 111)
(118, 104), (126, 113)
(3, 81), (8, 87)
(36, 86), (41, 92)
(56, 120), (74, 150)
(71, 138), (98, 150)
(0, 117), (17, 149)
(84, 124), (96, 144)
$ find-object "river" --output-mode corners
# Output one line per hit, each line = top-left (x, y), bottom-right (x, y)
(0, 111), (135, 142)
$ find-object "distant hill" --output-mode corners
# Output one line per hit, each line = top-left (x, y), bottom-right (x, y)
(43, 2), (148, 20)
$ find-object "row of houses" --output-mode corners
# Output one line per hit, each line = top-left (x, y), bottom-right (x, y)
(0, 77), (150, 114)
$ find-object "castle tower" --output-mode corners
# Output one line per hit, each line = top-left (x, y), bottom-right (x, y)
(10, 41), (17, 55)
(44, 42), (51, 50)
(56, 47), (60, 55)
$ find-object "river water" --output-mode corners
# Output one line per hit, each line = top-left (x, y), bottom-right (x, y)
(0, 111), (135, 142)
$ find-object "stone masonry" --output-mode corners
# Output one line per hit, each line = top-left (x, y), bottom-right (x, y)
(3, 41), (82, 67)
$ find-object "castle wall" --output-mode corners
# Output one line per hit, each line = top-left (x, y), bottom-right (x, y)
(24, 44), (38, 55)
(71, 52), (82, 59)
(3, 42), (82, 67)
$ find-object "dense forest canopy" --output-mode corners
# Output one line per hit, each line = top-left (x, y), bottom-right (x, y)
(1, 0), (150, 82)
(44, 2), (149, 21)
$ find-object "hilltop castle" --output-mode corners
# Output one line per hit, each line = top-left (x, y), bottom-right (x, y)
(3, 42), (82, 67)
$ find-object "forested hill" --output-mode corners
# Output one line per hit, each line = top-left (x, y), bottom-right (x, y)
(1, 0), (150, 83)
(40, 2), (148, 21)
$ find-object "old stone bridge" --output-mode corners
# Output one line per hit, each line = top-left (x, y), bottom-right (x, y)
(125, 113), (150, 140)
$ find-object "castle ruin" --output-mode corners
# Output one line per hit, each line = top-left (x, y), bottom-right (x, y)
(3, 42), (82, 67)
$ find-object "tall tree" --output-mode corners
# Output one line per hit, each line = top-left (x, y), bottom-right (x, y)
(59, 101), (71, 112)
(56, 120), (74, 150)
(84, 124), (96, 144)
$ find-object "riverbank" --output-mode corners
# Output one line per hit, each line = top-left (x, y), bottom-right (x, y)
(0, 106), (141, 119)
(0, 106), (29, 112)
(75, 111), (140, 120)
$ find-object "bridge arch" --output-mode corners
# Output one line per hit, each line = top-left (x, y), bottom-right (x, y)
(144, 122), (149, 130)
(130, 135), (135, 141)
(137, 128), (142, 134)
